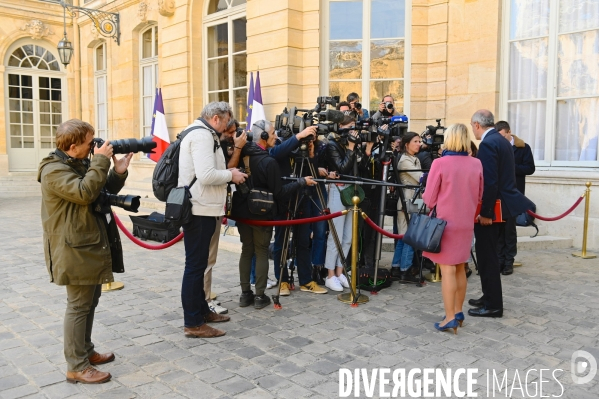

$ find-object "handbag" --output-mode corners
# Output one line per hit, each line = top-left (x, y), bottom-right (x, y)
(247, 189), (274, 216)
(403, 206), (446, 253)
(336, 184), (365, 207)
(165, 177), (196, 225)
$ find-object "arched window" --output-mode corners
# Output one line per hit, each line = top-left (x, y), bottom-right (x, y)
(204, 0), (247, 125)
(8, 44), (60, 71)
(322, 0), (411, 115)
(5, 43), (65, 170)
(94, 43), (108, 140)
(140, 25), (158, 137)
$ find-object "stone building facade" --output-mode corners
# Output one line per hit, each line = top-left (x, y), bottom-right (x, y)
(1, 0), (598, 249)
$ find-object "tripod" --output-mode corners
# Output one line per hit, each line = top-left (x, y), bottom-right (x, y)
(273, 153), (361, 308)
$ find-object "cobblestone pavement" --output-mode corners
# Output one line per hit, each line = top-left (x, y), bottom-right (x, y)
(1, 196), (598, 399)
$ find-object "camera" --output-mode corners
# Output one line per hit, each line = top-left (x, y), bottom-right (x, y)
(94, 191), (141, 213)
(235, 127), (251, 142)
(236, 167), (250, 195)
(92, 136), (157, 155)
(274, 97), (346, 156)
(385, 101), (394, 110)
(421, 119), (446, 158)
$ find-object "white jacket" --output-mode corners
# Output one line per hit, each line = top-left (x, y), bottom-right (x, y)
(178, 119), (232, 216)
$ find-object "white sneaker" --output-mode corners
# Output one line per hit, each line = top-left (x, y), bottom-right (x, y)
(325, 276), (343, 292)
(208, 301), (228, 314)
(266, 279), (278, 289)
(337, 274), (350, 288)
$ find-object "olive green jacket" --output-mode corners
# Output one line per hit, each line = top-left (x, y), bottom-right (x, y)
(37, 150), (127, 285)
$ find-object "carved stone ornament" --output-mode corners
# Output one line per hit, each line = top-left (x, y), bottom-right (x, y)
(138, 1), (150, 22)
(91, 24), (100, 40)
(21, 20), (54, 40)
(158, 0), (175, 17)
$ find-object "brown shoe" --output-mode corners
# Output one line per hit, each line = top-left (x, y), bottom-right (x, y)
(204, 312), (230, 323)
(88, 352), (115, 366)
(184, 324), (225, 338)
(66, 366), (111, 384)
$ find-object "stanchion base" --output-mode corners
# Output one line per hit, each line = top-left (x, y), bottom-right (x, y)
(424, 273), (441, 283)
(102, 282), (124, 292)
(572, 252), (597, 259)
(513, 262), (523, 267)
(337, 293), (369, 304)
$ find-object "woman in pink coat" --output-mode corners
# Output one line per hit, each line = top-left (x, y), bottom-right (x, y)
(422, 123), (483, 334)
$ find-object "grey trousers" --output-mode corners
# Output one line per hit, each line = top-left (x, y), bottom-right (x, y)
(64, 284), (101, 372)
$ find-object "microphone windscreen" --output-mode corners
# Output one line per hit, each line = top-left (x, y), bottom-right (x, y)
(324, 109), (345, 124)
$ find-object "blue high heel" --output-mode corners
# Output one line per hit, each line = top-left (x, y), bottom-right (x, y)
(442, 312), (465, 327)
(434, 319), (459, 334)
(455, 312), (465, 327)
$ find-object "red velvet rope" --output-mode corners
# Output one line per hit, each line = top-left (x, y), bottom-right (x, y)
(526, 195), (584, 222)
(230, 211), (345, 226)
(361, 213), (404, 239)
(114, 213), (184, 250)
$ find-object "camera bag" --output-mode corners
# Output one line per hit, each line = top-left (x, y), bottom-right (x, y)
(358, 267), (392, 292)
(165, 178), (195, 225)
(130, 212), (180, 243)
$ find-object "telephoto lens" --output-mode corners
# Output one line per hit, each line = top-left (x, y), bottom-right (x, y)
(385, 101), (394, 110)
(354, 102), (362, 110)
(92, 136), (157, 155)
(107, 194), (141, 212)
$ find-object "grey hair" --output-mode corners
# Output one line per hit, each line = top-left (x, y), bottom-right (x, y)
(472, 109), (495, 128)
(200, 101), (233, 120)
(226, 118), (239, 130)
(250, 120), (273, 140)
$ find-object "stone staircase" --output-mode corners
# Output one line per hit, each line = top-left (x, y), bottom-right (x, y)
(0, 173), (41, 198)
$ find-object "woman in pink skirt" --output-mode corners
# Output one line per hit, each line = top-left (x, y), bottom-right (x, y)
(422, 123), (483, 334)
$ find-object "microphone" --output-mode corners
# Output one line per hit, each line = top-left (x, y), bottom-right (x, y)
(323, 109), (345, 124)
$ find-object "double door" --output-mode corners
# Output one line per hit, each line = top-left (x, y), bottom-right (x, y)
(6, 72), (64, 170)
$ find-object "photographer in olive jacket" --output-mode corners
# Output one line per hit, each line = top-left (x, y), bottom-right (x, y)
(38, 119), (133, 384)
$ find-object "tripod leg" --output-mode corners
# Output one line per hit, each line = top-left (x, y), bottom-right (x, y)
(272, 225), (292, 309)
(307, 163), (357, 299)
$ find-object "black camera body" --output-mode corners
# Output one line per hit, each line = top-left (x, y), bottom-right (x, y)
(235, 127), (252, 142)
(421, 119), (446, 158)
(236, 167), (250, 194)
(92, 136), (157, 155)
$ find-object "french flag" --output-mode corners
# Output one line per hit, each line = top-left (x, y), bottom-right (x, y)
(148, 88), (170, 162)
(249, 71), (265, 126)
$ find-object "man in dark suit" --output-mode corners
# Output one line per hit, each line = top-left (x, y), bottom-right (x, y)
(469, 110), (534, 318)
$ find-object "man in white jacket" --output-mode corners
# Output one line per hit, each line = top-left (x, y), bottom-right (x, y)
(178, 102), (247, 338)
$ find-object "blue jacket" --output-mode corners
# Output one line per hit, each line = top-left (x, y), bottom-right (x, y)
(477, 129), (534, 219)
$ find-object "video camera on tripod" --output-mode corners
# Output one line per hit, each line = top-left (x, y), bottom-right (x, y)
(354, 115), (409, 144)
(421, 119), (446, 158)
(274, 96), (346, 157)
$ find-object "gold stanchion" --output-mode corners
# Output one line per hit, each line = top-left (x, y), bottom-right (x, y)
(338, 196), (369, 305)
(572, 182), (596, 259)
(425, 263), (442, 283)
(102, 282), (124, 292)
(513, 262), (522, 267)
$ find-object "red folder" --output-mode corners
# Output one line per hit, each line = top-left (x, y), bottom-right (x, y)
(474, 200), (503, 223)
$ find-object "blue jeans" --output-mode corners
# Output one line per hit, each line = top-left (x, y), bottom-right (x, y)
(391, 239), (414, 271)
(181, 215), (216, 327)
(309, 184), (328, 266)
(250, 255), (256, 284)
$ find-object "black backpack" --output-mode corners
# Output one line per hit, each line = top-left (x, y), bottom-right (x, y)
(152, 125), (211, 202)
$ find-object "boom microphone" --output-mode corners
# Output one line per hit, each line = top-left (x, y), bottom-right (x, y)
(323, 109), (345, 124)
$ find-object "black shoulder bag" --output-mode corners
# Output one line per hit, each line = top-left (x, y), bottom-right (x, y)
(402, 206), (446, 253)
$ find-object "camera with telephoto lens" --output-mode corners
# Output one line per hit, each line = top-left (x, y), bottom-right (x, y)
(236, 167), (250, 195)
(93, 190), (141, 213)
(421, 119), (446, 159)
(92, 136), (157, 155)
(385, 101), (394, 110)
(274, 96), (346, 157)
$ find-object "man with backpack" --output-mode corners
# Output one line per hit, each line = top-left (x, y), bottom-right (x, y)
(177, 102), (247, 338)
